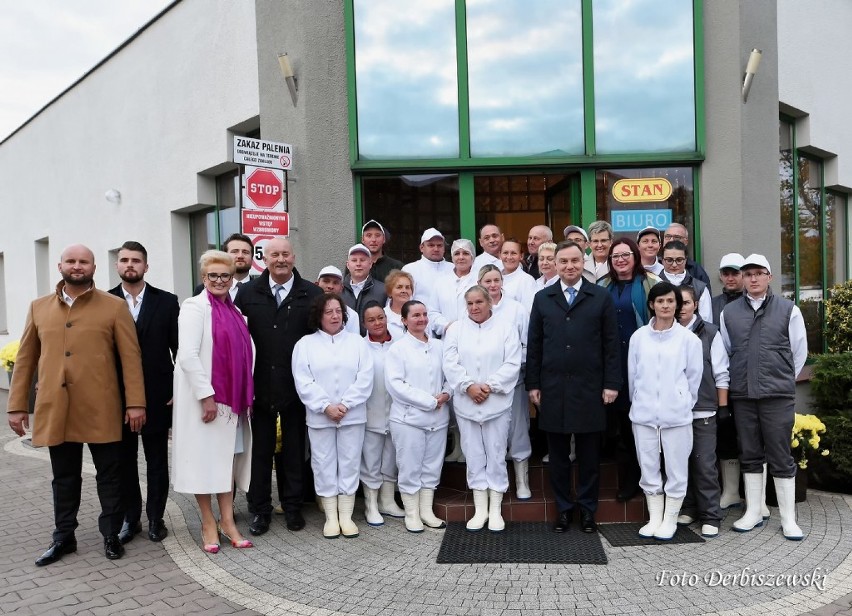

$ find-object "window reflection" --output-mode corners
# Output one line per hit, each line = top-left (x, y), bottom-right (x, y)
(593, 0), (696, 153)
(354, 0), (459, 159)
(466, 0), (584, 157)
(798, 157), (823, 352)
(779, 121), (795, 299)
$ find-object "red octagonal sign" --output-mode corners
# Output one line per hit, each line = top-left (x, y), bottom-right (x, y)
(245, 168), (283, 209)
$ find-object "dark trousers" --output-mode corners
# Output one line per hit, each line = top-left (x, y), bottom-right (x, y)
(546, 431), (601, 514)
(733, 398), (796, 477)
(606, 395), (640, 488)
(119, 423), (169, 525)
(49, 441), (123, 542)
(716, 410), (739, 459)
(248, 402), (307, 515)
(682, 416), (722, 524)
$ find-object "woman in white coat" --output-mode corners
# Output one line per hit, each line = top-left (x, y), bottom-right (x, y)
(534, 241), (560, 291)
(499, 239), (537, 311)
(628, 281), (703, 540)
(292, 293), (373, 539)
(383, 270), (414, 341)
(360, 301), (406, 525)
(172, 250), (254, 553)
(386, 300), (452, 533)
(443, 285), (522, 532)
(478, 264), (532, 501)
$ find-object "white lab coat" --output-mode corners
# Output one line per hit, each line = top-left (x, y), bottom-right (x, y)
(403, 256), (454, 303)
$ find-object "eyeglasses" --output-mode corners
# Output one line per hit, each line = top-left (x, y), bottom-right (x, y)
(611, 252), (633, 261)
(742, 271), (770, 279)
(664, 234), (686, 241)
(663, 257), (686, 265)
(206, 272), (233, 282)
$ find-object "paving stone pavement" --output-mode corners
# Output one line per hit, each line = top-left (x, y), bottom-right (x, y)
(4, 414), (852, 615)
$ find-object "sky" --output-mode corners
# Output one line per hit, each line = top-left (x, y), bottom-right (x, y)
(0, 0), (173, 141)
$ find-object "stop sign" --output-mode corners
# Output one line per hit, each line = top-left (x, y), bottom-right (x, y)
(245, 168), (283, 209)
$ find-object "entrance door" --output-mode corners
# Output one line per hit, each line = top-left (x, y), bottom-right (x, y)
(473, 173), (576, 245)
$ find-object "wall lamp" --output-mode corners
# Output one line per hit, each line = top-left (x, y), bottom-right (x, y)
(277, 53), (298, 107)
(742, 48), (762, 103)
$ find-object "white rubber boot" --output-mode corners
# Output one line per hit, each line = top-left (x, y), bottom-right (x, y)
(320, 496), (340, 538)
(316, 495), (324, 513)
(445, 426), (463, 462)
(466, 489), (489, 531)
(337, 494), (359, 538)
(362, 485), (383, 526)
(774, 476), (804, 540)
(488, 490), (505, 532)
(732, 473), (765, 532)
(654, 496), (684, 541)
(419, 489), (446, 529)
(378, 481), (405, 518)
(513, 459), (531, 500)
(639, 494), (664, 538)
(761, 463), (771, 520)
(400, 492), (424, 533)
(701, 524), (719, 538)
(719, 459), (741, 509)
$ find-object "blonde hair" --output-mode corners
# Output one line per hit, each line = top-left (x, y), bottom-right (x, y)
(199, 250), (235, 275)
(464, 284), (492, 305)
(384, 269), (415, 296)
(538, 241), (557, 255)
(477, 263), (502, 283)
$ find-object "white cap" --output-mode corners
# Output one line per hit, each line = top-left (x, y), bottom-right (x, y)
(563, 225), (589, 241)
(719, 253), (745, 271)
(361, 219), (386, 236)
(348, 243), (371, 258)
(420, 227), (444, 243)
(450, 238), (475, 256)
(636, 226), (661, 242)
(317, 265), (343, 279)
(741, 253), (771, 274)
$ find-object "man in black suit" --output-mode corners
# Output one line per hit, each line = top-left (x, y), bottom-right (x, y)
(109, 241), (179, 543)
(193, 233), (254, 299)
(235, 237), (323, 534)
(526, 241), (621, 534)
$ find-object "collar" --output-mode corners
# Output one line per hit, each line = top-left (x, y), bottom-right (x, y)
(269, 275), (294, 295)
(121, 282), (147, 301)
(560, 279), (583, 294)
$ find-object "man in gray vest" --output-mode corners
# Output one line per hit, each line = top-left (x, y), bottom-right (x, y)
(719, 254), (808, 540)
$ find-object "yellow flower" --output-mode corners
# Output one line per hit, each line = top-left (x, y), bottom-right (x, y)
(791, 438), (800, 448)
(798, 460), (808, 469)
(822, 450), (830, 456)
(0, 340), (20, 372)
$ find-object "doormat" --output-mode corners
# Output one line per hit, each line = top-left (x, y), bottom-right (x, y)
(599, 523), (705, 547)
(436, 521), (607, 564)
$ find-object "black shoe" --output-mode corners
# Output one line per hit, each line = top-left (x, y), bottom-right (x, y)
(552, 510), (572, 533)
(118, 520), (142, 544)
(580, 509), (597, 533)
(284, 510), (305, 531)
(104, 535), (125, 560)
(616, 484), (640, 503)
(35, 539), (77, 566)
(249, 513), (271, 536)
(148, 519), (168, 542)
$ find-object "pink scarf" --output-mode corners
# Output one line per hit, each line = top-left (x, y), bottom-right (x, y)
(208, 291), (253, 416)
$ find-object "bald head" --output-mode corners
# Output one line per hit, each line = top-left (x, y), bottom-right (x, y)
(527, 225), (553, 256)
(58, 244), (96, 290)
(263, 237), (296, 284)
(664, 223), (689, 246)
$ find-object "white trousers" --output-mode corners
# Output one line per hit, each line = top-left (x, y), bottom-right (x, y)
(507, 383), (532, 461)
(309, 424), (365, 497)
(457, 413), (511, 492)
(360, 430), (398, 489)
(633, 423), (693, 499)
(389, 422), (447, 495)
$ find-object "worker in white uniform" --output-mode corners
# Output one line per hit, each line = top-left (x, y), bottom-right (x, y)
(384, 270), (414, 341)
(499, 239), (537, 312)
(402, 228), (454, 303)
(315, 265), (360, 334)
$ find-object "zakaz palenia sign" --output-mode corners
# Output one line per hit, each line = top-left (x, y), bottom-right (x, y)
(233, 137), (293, 170)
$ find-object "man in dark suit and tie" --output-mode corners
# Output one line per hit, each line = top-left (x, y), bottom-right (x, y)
(526, 240), (621, 533)
(193, 233), (255, 299)
(110, 241), (179, 543)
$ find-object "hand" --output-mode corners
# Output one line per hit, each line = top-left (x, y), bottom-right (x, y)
(125, 407), (146, 432)
(435, 393), (450, 409)
(717, 405), (731, 422)
(324, 404), (346, 423)
(8, 411), (29, 437)
(528, 389), (541, 406)
(201, 397), (217, 423)
(602, 389), (618, 405)
(166, 398), (173, 406)
(466, 384), (489, 404)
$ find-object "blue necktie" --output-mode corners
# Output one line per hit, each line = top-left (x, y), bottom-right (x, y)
(566, 287), (576, 306)
(274, 284), (284, 306)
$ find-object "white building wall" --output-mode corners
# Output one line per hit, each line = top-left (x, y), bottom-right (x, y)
(778, 0), (852, 192)
(0, 0), (260, 347)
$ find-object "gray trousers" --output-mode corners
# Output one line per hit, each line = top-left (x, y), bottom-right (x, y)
(682, 416), (722, 524)
(732, 398), (796, 477)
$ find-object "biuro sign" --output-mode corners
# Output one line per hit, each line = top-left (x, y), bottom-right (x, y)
(612, 178), (673, 203)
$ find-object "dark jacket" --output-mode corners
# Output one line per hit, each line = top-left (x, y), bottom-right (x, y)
(524, 253), (540, 280)
(724, 293), (796, 400)
(711, 289), (742, 325)
(108, 284), (179, 434)
(341, 275), (387, 329)
(234, 268), (322, 414)
(690, 315), (720, 413)
(686, 258), (712, 293)
(526, 279), (622, 434)
(371, 255), (404, 283)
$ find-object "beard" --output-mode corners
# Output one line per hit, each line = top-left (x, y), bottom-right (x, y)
(61, 272), (94, 287)
(235, 262), (251, 275)
(119, 270), (144, 284)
